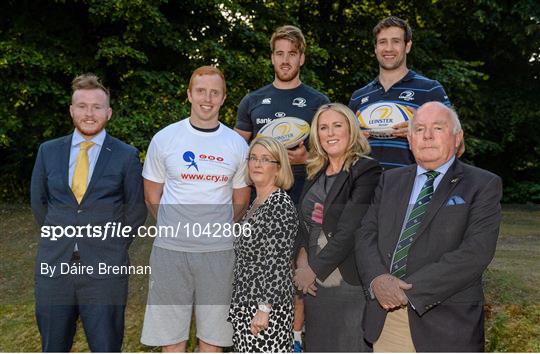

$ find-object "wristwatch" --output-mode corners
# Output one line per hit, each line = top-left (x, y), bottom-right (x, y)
(258, 304), (271, 313)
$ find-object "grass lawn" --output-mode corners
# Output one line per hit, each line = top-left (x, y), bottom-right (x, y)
(1, 204), (538, 352)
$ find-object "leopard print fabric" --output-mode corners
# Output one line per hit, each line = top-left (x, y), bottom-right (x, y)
(228, 189), (298, 352)
(230, 304), (293, 352)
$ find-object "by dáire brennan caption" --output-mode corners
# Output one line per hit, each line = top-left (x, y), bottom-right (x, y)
(40, 262), (151, 277)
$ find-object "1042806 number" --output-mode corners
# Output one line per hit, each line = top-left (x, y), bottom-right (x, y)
(183, 222), (251, 238)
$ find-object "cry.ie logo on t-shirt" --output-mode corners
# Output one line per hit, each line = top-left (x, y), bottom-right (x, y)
(180, 151), (229, 183)
(183, 151), (199, 171)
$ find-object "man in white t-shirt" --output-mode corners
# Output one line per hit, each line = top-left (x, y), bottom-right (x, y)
(141, 66), (250, 352)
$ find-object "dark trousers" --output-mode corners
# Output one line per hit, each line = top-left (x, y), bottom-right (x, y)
(35, 271), (128, 352)
(304, 278), (371, 352)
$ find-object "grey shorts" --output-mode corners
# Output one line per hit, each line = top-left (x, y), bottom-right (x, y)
(140, 246), (234, 347)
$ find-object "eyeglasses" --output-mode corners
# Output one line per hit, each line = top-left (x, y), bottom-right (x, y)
(247, 156), (279, 165)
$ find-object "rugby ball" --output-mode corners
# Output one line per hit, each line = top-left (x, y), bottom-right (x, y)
(256, 117), (310, 148)
(356, 103), (413, 139)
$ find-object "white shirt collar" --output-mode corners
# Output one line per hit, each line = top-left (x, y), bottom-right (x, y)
(72, 129), (106, 147)
(416, 156), (456, 177)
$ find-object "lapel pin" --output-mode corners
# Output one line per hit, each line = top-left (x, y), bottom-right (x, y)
(106, 147), (112, 151)
(451, 177), (460, 183)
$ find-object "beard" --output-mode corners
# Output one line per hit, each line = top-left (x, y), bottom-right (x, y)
(274, 65), (300, 83)
(73, 118), (108, 138)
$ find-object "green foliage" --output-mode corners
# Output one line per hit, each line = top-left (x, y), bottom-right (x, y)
(0, 0), (538, 202)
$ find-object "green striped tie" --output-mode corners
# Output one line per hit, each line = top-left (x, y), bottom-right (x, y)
(391, 170), (440, 278)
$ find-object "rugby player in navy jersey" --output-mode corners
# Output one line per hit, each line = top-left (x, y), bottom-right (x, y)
(234, 25), (329, 352)
(349, 16), (462, 170)
(235, 25), (329, 204)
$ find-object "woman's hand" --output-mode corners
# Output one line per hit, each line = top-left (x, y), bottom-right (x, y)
(296, 247), (309, 268)
(250, 310), (270, 336)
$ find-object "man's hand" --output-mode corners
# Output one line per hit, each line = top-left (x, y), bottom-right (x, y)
(362, 130), (371, 138)
(250, 310), (270, 336)
(143, 178), (164, 221)
(391, 121), (409, 138)
(232, 186), (250, 222)
(304, 283), (318, 297)
(294, 266), (317, 296)
(391, 106), (416, 138)
(287, 141), (308, 165)
(371, 273), (412, 310)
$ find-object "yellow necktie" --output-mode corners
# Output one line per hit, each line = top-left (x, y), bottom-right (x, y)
(71, 141), (95, 204)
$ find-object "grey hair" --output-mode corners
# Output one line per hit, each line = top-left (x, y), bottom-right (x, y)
(408, 102), (462, 135)
(448, 107), (462, 134)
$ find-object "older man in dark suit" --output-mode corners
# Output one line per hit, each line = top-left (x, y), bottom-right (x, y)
(30, 74), (147, 352)
(355, 101), (502, 352)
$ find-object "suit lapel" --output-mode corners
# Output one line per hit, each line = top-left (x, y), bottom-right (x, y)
(82, 133), (113, 203)
(392, 165), (416, 240)
(60, 134), (78, 204)
(300, 169), (320, 203)
(414, 159), (464, 239)
(324, 169), (348, 210)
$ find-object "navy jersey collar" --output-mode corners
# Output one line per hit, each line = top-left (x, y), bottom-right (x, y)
(373, 70), (416, 86)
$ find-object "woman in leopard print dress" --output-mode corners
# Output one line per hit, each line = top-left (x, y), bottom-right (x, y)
(228, 137), (298, 352)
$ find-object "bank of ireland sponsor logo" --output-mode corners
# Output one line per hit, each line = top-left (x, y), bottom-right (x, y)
(275, 112), (286, 118)
(292, 97), (307, 107)
(256, 117), (272, 125)
(183, 151), (198, 171)
(262, 98), (271, 104)
(398, 90), (415, 101)
(361, 96), (369, 104)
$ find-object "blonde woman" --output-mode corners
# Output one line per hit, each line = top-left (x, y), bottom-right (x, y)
(294, 103), (381, 351)
(228, 137), (299, 352)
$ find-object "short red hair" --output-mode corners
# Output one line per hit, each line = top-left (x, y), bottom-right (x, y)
(187, 66), (226, 95)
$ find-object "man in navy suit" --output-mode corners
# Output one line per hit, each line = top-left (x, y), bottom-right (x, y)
(30, 73), (147, 352)
(355, 102), (502, 351)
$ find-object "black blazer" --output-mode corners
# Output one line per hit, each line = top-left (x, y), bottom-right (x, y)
(297, 157), (381, 286)
(30, 133), (147, 279)
(355, 159), (503, 351)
